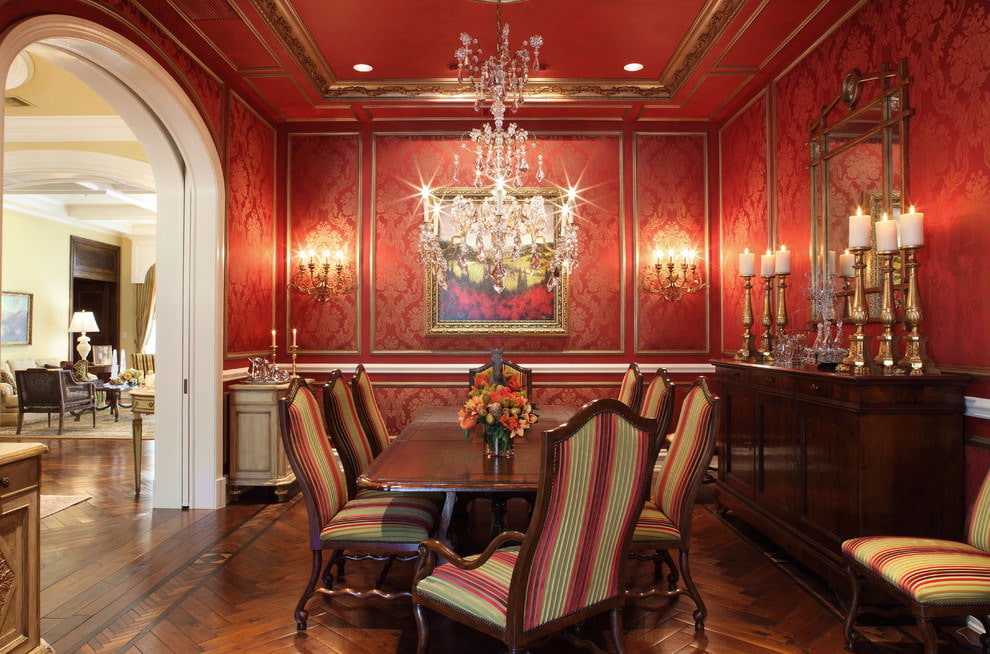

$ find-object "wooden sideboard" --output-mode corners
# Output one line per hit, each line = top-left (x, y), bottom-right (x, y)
(712, 360), (967, 592)
(0, 442), (48, 654)
(227, 383), (296, 502)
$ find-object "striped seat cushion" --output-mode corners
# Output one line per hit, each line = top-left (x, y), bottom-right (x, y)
(355, 488), (446, 506)
(415, 546), (519, 629)
(632, 500), (681, 543)
(843, 536), (990, 606)
(321, 493), (439, 543)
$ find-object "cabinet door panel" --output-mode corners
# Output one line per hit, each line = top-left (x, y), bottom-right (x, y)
(757, 393), (799, 519)
(720, 385), (756, 499)
(800, 402), (858, 547)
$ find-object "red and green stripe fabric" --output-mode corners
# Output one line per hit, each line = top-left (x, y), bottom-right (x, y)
(286, 386), (348, 526)
(415, 546), (520, 629)
(327, 375), (376, 474)
(842, 536), (990, 605)
(639, 374), (670, 421)
(632, 503), (680, 543)
(521, 412), (652, 630)
(969, 469), (990, 552)
(320, 493), (439, 543)
(651, 384), (714, 525)
(353, 368), (391, 454)
(617, 366), (639, 408)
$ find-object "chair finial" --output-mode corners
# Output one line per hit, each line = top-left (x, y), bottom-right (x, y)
(489, 348), (505, 385)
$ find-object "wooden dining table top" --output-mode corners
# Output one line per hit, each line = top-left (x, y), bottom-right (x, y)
(358, 404), (576, 494)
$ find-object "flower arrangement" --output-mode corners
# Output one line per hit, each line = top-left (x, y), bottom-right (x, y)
(111, 368), (141, 386)
(457, 370), (538, 457)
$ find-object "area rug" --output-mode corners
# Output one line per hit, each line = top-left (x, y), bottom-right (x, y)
(40, 494), (91, 518)
(0, 413), (154, 439)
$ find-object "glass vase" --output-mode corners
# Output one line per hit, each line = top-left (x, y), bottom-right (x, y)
(483, 424), (514, 458)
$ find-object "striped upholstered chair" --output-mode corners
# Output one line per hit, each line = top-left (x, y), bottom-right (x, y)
(411, 398), (658, 653)
(626, 377), (719, 631)
(617, 362), (644, 412)
(277, 378), (440, 631)
(842, 470), (990, 654)
(639, 367), (676, 451)
(350, 364), (391, 457)
(324, 369), (382, 499)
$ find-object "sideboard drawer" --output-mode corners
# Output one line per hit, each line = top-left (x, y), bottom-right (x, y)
(0, 457), (38, 497)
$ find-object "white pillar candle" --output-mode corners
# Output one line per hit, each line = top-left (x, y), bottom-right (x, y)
(839, 249), (855, 277)
(760, 250), (775, 277)
(739, 248), (755, 276)
(849, 207), (871, 248)
(875, 213), (898, 251)
(271, 329), (277, 348)
(900, 205), (925, 246)
(774, 245), (791, 274)
(292, 328), (297, 347)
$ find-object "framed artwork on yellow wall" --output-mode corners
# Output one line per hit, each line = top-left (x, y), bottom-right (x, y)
(1, 292), (32, 345)
(423, 187), (569, 336)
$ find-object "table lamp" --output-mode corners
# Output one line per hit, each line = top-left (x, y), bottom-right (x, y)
(68, 310), (100, 362)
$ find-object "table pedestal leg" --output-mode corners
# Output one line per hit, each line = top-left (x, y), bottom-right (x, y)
(439, 491), (456, 549)
(132, 415), (142, 494)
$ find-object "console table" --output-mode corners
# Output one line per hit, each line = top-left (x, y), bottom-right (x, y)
(0, 442), (49, 654)
(130, 388), (155, 494)
(227, 382), (296, 502)
(712, 360), (967, 593)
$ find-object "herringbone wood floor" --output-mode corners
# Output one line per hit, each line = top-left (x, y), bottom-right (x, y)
(25, 437), (984, 653)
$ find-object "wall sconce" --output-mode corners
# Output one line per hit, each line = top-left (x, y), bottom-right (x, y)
(641, 248), (706, 301)
(289, 249), (355, 301)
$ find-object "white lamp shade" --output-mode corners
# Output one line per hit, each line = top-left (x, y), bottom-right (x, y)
(68, 311), (100, 333)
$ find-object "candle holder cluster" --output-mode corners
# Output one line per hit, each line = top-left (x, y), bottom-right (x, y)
(734, 270), (790, 364)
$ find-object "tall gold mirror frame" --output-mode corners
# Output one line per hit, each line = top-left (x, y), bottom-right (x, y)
(809, 60), (912, 320)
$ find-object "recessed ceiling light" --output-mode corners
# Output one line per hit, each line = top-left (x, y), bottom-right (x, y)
(353, 63), (373, 73)
(623, 63), (644, 72)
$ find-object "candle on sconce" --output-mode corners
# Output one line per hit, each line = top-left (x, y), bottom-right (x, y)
(775, 245), (791, 274)
(271, 329), (277, 348)
(760, 249), (775, 277)
(839, 249), (855, 277)
(335, 250), (344, 266)
(849, 206), (871, 248)
(739, 248), (756, 276)
(875, 212), (898, 251)
(292, 328), (297, 347)
(900, 205), (925, 246)
(420, 185), (432, 223)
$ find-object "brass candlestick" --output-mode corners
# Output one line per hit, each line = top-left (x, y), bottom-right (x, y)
(270, 344), (277, 365)
(897, 245), (937, 375)
(775, 272), (790, 337)
(289, 344), (299, 377)
(841, 274), (853, 321)
(873, 249), (900, 374)
(760, 274), (775, 364)
(734, 275), (756, 362)
(836, 246), (873, 375)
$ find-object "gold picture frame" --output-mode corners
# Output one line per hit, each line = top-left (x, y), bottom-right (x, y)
(1, 292), (32, 345)
(425, 187), (569, 336)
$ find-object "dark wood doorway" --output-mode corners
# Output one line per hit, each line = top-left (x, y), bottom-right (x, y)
(69, 236), (120, 364)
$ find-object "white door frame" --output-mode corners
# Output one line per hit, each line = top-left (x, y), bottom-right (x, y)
(0, 16), (226, 508)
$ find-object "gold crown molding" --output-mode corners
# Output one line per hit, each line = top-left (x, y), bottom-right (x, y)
(660, 0), (745, 93)
(322, 82), (673, 101)
(249, 0), (334, 92)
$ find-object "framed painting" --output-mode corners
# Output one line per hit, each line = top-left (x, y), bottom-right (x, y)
(425, 187), (569, 335)
(1, 292), (32, 345)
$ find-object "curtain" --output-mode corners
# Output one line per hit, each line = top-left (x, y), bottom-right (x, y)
(134, 264), (156, 353)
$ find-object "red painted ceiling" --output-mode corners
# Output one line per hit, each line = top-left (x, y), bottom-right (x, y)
(139, 0), (863, 124)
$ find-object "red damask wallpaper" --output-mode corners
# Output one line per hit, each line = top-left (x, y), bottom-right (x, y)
(225, 96), (276, 355)
(372, 133), (624, 354)
(287, 134), (361, 352)
(719, 92), (769, 355)
(635, 133), (709, 353)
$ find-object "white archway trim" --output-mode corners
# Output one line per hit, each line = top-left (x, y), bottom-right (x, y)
(5, 149), (155, 190)
(0, 16), (226, 509)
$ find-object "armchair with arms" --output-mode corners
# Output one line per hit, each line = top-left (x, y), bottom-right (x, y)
(14, 368), (97, 435)
(411, 398), (658, 653)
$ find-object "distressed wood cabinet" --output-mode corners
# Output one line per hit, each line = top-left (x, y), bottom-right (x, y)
(228, 383), (295, 502)
(712, 360), (967, 592)
(0, 442), (48, 654)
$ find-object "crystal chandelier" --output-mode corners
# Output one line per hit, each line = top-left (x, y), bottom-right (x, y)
(418, 0), (578, 294)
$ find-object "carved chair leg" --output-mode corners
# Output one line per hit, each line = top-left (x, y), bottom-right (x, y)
(611, 607), (625, 654)
(917, 617), (940, 654)
(679, 548), (706, 631)
(295, 549), (323, 631)
(375, 555), (396, 590)
(413, 602), (430, 654)
(656, 549), (679, 590)
(843, 564), (862, 651)
(322, 549), (344, 587)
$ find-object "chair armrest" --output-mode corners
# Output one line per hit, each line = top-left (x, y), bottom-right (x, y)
(414, 530), (525, 584)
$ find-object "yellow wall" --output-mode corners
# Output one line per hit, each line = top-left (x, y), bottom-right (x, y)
(1, 209), (136, 362)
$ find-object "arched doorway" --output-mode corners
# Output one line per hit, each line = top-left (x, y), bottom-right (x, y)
(0, 16), (225, 508)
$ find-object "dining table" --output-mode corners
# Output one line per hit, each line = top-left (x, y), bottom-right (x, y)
(358, 404), (577, 548)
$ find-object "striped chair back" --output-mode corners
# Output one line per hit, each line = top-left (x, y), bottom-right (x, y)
(131, 353), (155, 375)
(351, 364), (391, 456)
(279, 380), (348, 547)
(968, 470), (990, 553)
(516, 399), (656, 632)
(468, 359), (534, 399)
(653, 378), (719, 528)
(640, 368), (675, 452)
(324, 370), (376, 498)
(617, 363), (643, 412)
